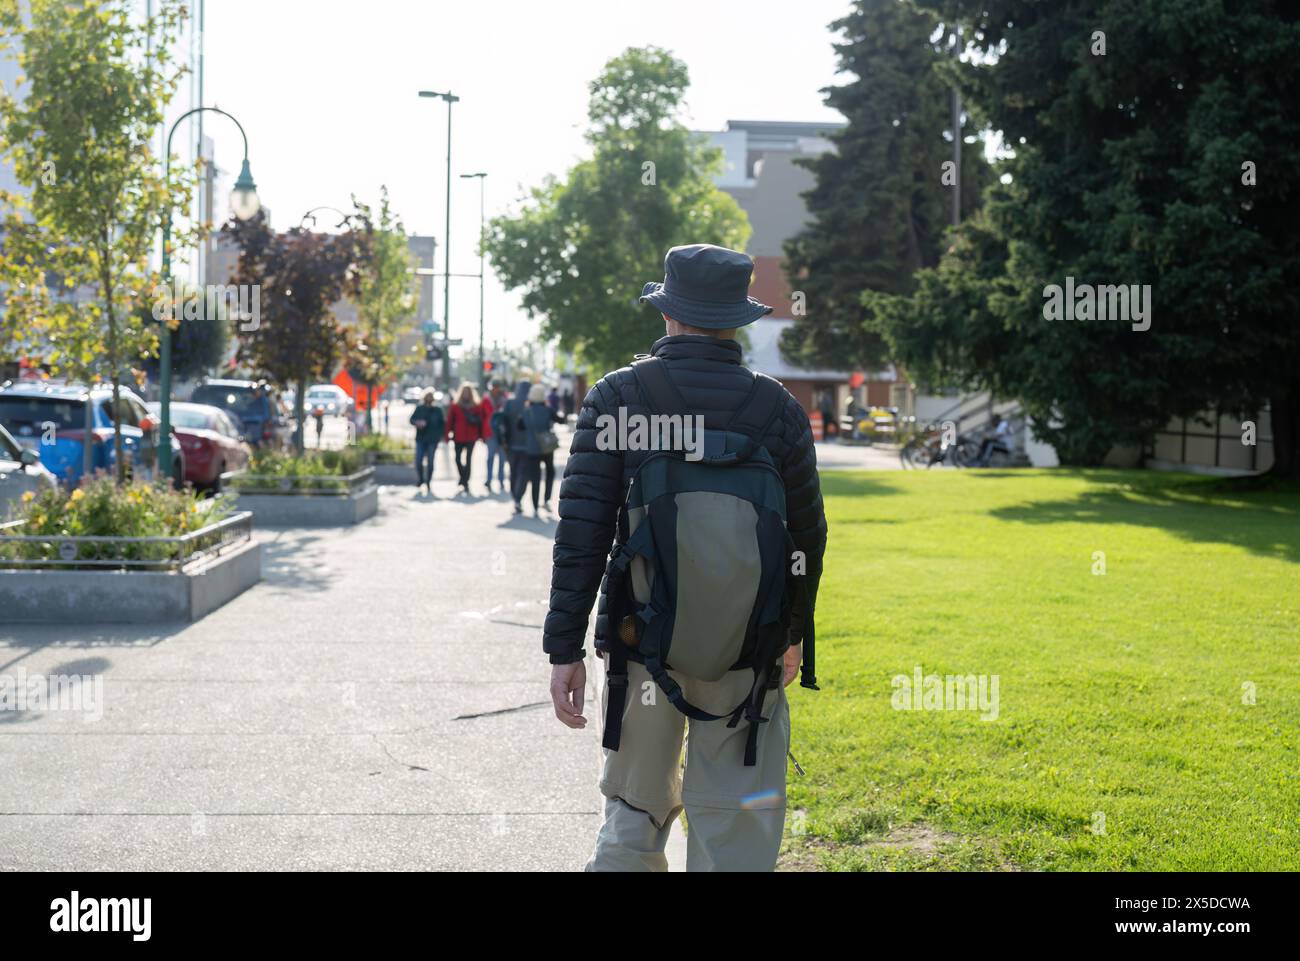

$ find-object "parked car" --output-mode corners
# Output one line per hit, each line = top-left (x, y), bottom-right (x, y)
(402, 386), (426, 405)
(147, 401), (251, 492)
(190, 379), (290, 448)
(0, 382), (184, 488)
(0, 420), (57, 517)
(305, 384), (351, 417)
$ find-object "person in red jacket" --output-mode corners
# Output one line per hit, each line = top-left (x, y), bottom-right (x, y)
(444, 382), (491, 494)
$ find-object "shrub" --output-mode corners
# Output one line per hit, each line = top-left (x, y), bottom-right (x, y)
(352, 432), (411, 454)
(231, 447), (364, 492)
(0, 476), (232, 566)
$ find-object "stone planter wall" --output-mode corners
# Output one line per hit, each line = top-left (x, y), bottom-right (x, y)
(233, 485), (379, 526)
(0, 538), (262, 624)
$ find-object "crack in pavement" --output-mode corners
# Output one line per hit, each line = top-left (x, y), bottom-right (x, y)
(370, 733), (430, 772)
(452, 701), (549, 721)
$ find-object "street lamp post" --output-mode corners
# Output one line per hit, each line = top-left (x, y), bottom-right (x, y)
(419, 90), (459, 392)
(159, 105), (259, 481)
(459, 172), (487, 387)
(299, 206), (352, 231)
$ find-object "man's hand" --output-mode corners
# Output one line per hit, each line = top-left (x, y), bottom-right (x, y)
(782, 643), (802, 687)
(550, 661), (587, 728)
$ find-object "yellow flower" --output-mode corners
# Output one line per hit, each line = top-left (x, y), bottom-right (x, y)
(22, 490), (35, 503)
(69, 488), (85, 503)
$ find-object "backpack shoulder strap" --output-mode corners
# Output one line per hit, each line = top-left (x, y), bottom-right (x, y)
(728, 372), (786, 444)
(630, 355), (688, 418)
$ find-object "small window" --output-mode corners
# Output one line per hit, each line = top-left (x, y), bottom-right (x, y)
(0, 425), (21, 460)
(100, 397), (140, 428)
(127, 396), (150, 425)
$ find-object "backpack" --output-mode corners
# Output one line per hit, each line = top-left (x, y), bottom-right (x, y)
(526, 408), (559, 455)
(595, 356), (812, 767)
(425, 405), (445, 437)
(490, 408), (510, 445)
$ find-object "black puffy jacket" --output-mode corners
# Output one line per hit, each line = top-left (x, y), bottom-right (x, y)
(544, 334), (828, 674)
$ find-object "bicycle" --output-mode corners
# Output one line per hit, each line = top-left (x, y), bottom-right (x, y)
(899, 425), (980, 469)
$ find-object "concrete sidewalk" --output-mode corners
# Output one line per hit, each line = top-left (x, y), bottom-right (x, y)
(0, 437), (651, 871)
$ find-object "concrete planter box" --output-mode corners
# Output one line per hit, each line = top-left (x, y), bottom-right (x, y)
(0, 531), (261, 624)
(373, 462), (417, 486)
(226, 467), (379, 527)
(233, 485), (379, 526)
(350, 449), (417, 487)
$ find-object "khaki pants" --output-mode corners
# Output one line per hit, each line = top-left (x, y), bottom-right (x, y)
(585, 658), (789, 872)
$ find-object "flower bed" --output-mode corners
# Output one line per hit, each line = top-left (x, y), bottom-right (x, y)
(0, 477), (235, 568)
(226, 449), (378, 525)
(229, 448), (366, 492)
(349, 433), (415, 467)
(0, 478), (261, 622)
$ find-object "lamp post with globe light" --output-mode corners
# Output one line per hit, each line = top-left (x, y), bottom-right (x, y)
(158, 105), (259, 479)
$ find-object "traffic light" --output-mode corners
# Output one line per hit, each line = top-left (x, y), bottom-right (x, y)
(426, 345), (443, 361)
(482, 359), (495, 374)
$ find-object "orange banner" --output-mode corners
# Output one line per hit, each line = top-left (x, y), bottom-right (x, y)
(332, 370), (387, 412)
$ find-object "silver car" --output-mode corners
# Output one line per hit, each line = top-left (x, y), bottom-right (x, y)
(305, 385), (351, 418)
(0, 421), (57, 519)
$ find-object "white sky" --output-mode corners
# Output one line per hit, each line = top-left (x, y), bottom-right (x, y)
(205, 0), (850, 351)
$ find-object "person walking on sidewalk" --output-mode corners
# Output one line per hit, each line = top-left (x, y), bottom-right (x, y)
(543, 244), (828, 872)
(513, 382), (565, 516)
(409, 390), (445, 494)
(445, 383), (489, 495)
(501, 380), (532, 501)
(483, 381), (509, 493)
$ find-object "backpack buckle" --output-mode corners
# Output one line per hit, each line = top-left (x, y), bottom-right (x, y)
(606, 672), (629, 689)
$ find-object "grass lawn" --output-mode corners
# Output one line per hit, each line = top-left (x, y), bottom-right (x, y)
(783, 469), (1299, 871)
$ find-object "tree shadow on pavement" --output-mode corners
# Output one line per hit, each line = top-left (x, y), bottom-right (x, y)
(259, 531), (341, 593)
(0, 628), (180, 674)
(0, 654), (113, 725)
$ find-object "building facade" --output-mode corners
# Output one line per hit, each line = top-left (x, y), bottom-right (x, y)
(701, 120), (859, 423)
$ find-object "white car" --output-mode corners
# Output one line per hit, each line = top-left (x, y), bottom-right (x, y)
(305, 385), (351, 417)
(0, 421), (57, 519)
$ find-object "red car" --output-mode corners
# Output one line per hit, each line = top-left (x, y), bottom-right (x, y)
(148, 401), (252, 492)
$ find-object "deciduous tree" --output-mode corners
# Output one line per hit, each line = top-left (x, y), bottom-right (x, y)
(350, 187), (416, 432)
(223, 212), (363, 451)
(485, 46), (750, 376)
(0, 0), (194, 481)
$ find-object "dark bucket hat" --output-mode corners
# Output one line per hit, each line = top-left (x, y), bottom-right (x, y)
(639, 244), (774, 329)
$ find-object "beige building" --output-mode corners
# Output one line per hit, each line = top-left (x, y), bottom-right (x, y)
(700, 120), (863, 425)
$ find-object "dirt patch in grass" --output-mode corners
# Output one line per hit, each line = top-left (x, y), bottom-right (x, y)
(780, 812), (1018, 872)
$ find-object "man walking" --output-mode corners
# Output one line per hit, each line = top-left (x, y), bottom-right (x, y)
(483, 380), (509, 493)
(409, 390), (444, 495)
(501, 380), (531, 501)
(544, 244), (827, 872)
